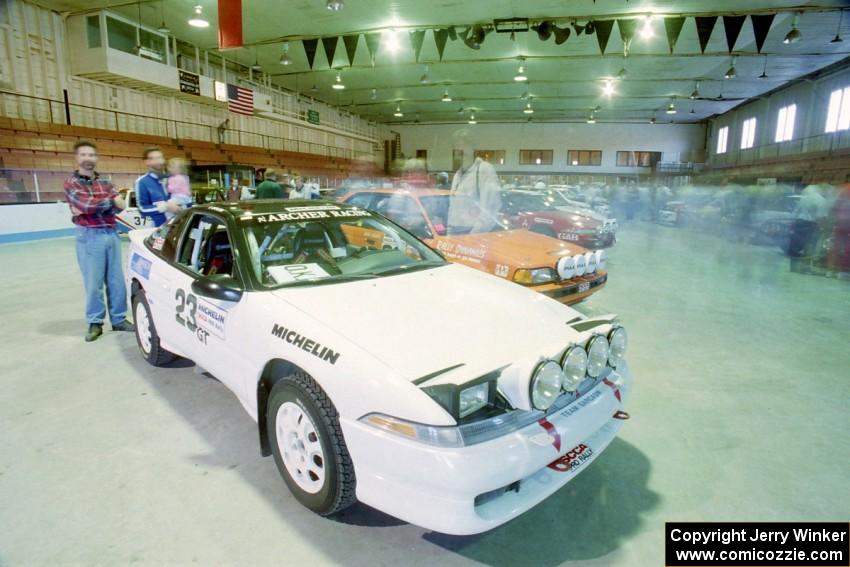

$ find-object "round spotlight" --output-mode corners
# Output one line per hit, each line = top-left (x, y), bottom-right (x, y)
(586, 335), (610, 378)
(560, 346), (588, 392)
(608, 327), (628, 367)
(557, 255), (576, 280)
(530, 360), (563, 410)
(584, 251), (597, 274)
(573, 253), (587, 276)
(594, 249), (607, 271)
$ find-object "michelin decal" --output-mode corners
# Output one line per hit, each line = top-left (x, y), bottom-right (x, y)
(271, 324), (341, 365)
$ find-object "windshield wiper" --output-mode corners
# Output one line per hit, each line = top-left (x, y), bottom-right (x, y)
(274, 273), (379, 288)
(368, 262), (446, 277)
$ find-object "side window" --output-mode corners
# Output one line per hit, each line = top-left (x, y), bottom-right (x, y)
(177, 214), (234, 278)
(345, 192), (376, 210)
(146, 216), (184, 260)
(373, 195), (432, 239)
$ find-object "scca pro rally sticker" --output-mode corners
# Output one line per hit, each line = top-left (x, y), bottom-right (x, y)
(548, 443), (594, 473)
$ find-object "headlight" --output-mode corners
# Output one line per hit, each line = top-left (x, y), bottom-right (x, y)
(560, 346), (587, 391)
(608, 326), (628, 367)
(594, 249), (607, 271)
(573, 254), (587, 276)
(586, 335), (610, 377)
(514, 268), (557, 285)
(584, 251), (597, 274)
(530, 360), (563, 410)
(556, 255), (576, 280)
(458, 382), (489, 418)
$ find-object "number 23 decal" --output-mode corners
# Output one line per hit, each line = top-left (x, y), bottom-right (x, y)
(175, 289), (209, 344)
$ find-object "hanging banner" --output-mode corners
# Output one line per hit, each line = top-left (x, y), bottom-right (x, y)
(695, 16), (718, 54)
(723, 15), (747, 52)
(364, 33), (381, 65)
(434, 28), (449, 60)
(594, 20), (615, 54)
(302, 38), (318, 69)
(322, 36), (338, 68)
(179, 70), (200, 95)
(751, 14), (775, 53)
(409, 30), (426, 62)
(664, 17), (685, 53)
(342, 34), (359, 66)
(617, 18), (638, 48)
(218, 0), (243, 49)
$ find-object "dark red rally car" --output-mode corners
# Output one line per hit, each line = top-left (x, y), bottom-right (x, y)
(499, 189), (617, 249)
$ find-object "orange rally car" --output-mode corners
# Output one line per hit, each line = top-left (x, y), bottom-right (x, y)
(340, 188), (608, 305)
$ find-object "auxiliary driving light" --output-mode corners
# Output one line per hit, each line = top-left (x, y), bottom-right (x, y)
(594, 249), (607, 271)
(586, 335), (610, 378)
(560, 346), (588, 391)
(557, 255), (576, 280)
(607, 326), (628, 367)
(584, 251), (597, 274)
(573, 254), (587, 276)
(530, 360), (563, 410)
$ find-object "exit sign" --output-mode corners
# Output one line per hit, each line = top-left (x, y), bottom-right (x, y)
(307, 110), (320, 125)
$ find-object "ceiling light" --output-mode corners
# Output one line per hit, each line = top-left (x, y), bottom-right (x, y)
(514, 61), (528, 82)
(639, 14), (654, 39)
(666, 102), (677, 114)
(419, 65), (430, 84)
(783, 14), (802, 44)
(587, 113), (596, 124)
(690, 107), (696, 115)
(523, 102), (534, 114)
(156, 1), (170, 33)
(326, 0), (344, 12)
(520, 87), (529, 99)
(332, 71), (345, 90)
(650, 116), (656, 125)
(468, 113), (477, 124)
(690, 81), (700, 99)
(251, 49), (262, 71)
(441, 90), (452, 102)
(393, 105), (403, 118)
(370, 88), (377, 100)
(384, 29), (401, 53)
(602, 79), (615, 96)
(279, 42), (292, 66)
(457, 105), (465, 114)
(616, 67), (627, 80)
(310, 82), (319, 92)
(724, 57), (737, 79)
(758, 56), (769, 79)
(188, 5), (209, 28)
(832, 10), (844, 43)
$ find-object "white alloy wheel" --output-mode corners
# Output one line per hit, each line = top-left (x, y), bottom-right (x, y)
(276, 401), (326, 494)
(135, 300), (152, 355)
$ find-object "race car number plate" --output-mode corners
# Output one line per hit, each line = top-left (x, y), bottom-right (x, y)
(578, 282), (590, 293)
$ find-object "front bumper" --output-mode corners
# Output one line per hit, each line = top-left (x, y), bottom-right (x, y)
(539, 272), (607, 305)
(340, 364), (633, 535)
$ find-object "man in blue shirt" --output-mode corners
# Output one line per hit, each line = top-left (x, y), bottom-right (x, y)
(136, 147), (177, 226)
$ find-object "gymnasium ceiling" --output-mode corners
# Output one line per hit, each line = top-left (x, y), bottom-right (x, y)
(41, 0), (850, 125)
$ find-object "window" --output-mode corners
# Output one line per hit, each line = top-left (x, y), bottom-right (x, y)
(740, 117), (757, 149)
(106, 16), (137, 55)
(86, 15), (101, 48)
(177, 214), (234, 278)
(474, 150), (506, 165)
(146, 216), (184, 261)
(567, 150), (602, 166)
(775, 104), (797, 142)
(519, 150), (553, 165)
(615, 151), (661, 167)
(371, 194), (432, 239)
(825, 86), (850, 133)
(716, 126), (729, 154)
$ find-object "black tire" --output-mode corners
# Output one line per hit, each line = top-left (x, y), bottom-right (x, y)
(267, 371), (356, 516)
(132, 290), (177, 367)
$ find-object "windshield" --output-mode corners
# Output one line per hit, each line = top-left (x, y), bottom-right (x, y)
(503, 192), (558, 213)
(419, 194), (506, 235)
(240, 205), (446, 288)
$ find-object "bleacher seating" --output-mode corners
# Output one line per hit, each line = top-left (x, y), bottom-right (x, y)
(0, 116), (383, 202)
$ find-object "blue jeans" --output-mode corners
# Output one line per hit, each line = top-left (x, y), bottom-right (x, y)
(74, 227), (127, 325)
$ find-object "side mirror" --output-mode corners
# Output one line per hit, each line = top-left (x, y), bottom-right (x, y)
(191, 277), (243, 302)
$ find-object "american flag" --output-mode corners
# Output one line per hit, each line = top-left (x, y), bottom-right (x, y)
(227, 84), (253, 115)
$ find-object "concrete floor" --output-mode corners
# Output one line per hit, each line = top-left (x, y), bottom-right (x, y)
(1, 221), (848, 567)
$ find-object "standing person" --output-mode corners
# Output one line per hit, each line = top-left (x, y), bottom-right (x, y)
(227, 178), (241, 202)
(164, 157), (193, 219)
(827, 183), (850, 278)
(136, 147), (175, 227)
(217, 118), (229, 145)
(63, 141), (135, 342)
(289, 175), (307, 199)
(256, 168), (285, 199)
(448, 130), (501, 233)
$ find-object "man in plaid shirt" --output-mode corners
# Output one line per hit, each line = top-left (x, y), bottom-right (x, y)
(64, 140), (135, 342)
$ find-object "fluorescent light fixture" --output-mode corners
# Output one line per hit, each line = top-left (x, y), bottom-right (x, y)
(188, 5), (209, 28)
(332, 71), (345, 90)
(441, 90), (452, 102)
(279, 42), (292, 66)
(514, 62), (528, 82)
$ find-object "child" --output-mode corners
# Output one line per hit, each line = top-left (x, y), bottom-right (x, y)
(164, 158), (192, 218)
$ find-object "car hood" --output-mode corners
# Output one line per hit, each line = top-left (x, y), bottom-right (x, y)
(521, 209), (602, 229)
(427, 230), (586, 267)
(271, 263), (583, 382)
(555, 205), (605, 222)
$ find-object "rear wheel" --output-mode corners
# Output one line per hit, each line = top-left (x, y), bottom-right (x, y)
(267, 371), (356, 516)
(132, 290), (177, 366)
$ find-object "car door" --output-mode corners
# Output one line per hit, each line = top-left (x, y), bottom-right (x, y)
(140, 216), (189, 351)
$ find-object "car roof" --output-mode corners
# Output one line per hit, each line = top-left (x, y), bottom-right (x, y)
(347, 187), (450, 197)
(186, 198), (356, 219)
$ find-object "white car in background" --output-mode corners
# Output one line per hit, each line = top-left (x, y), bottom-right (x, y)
(125, 199), (634, 535)
(115, 188), (154, 232)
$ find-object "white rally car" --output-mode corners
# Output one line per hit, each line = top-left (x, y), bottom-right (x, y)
(116, 188), (154, 233)
(126, 199), (634, 535)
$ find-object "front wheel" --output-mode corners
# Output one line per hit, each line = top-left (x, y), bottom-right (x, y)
(132, 290), (177, 366)
(267, 371), (356, 516)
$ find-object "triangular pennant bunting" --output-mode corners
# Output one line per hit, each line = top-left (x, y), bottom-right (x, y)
(302, 38), (318, 69)
(364, 33), (381, 65)
(617, 18), (638, 48)
(751, 14), (775, 53)
(342, 34), (359, 66)
(664, 17), (685, 53)
(322, 36), (338, 68)
(594, 20), (615, 54)
(409, 30), (426, 62)
(723, 15), (747, 52)
(695, 16), (718, 53)
(434, 28), (449, 60)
